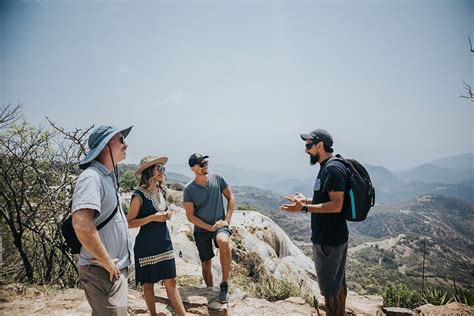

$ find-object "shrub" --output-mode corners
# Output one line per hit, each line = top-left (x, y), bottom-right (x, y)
(241, 252), (266, 282)
(419, 287), (452, 306)
(230, 257), (314, 305)
(255, 277), (302, 302)
(185, 230), (194, 242)
(453, 288), (474, 306)
(122, 202), (129, 215)
(231, 235), (246, 251)
(120, 170), (138, 190)
(237, 203), (254, 210)
(383, 281), (421, 309)
(176, 275), (202, 287)
(167, 182), (184, 191)
(167, 194), (181, 205)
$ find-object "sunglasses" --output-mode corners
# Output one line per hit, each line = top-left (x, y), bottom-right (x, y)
(305, 143), (315, 150)
(154, 165), (166, 173)
(198, 160), (209, 168)
(118, 136), (125, 144)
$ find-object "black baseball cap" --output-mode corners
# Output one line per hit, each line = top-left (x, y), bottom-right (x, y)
(300, 129), (334, 147)
(188, 153), (209, 167)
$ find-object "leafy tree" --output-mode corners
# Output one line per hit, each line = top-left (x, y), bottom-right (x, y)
(120, 170), (138, 191)
(0, 105), (92, 285)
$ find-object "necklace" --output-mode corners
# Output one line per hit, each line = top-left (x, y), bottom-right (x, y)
(138, 187), (167, 212)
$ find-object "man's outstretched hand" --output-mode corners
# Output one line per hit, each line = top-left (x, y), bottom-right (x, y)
(280, 194), (305, 212)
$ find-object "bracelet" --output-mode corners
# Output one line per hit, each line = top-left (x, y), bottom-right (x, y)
(301, 201), (309, 213)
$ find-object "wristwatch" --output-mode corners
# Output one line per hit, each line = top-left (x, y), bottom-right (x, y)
(301, 205), (309, 213)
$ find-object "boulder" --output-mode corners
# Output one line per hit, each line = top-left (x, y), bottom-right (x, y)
(382, 307), (417, 315)
(415, 302), (474, 315)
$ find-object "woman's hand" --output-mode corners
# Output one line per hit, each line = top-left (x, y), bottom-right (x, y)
(152, 211), (172, 222)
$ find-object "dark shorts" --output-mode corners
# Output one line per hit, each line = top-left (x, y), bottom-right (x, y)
(312, 241), (348, 297)
(194, 227), (232, 262)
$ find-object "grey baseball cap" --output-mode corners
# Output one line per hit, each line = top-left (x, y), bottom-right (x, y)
(300, 128), (333, 147)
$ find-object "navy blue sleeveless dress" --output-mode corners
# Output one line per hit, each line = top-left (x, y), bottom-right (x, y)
(132, 187), (176, 285)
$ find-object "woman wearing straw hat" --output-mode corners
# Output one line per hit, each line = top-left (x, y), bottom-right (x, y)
(127, 156), (185, 316)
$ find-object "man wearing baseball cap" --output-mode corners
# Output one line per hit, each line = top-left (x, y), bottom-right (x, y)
(183, 153), (235, 303)
(72, 125), (133, 315)
(281, 129), (349, 316)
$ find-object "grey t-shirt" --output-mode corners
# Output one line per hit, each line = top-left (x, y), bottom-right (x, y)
(71, 161), (132, 269)
(183, 173), (228, 232)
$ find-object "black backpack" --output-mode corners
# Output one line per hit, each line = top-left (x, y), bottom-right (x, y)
(330, 154), (375, 221)
(61, 203), (119, 254)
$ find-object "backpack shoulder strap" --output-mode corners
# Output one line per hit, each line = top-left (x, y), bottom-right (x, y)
(86, 166), (120, 231)
(328, 154), (349, 169)
(329, 154), (359, 176)
(96, 193), (120, 230)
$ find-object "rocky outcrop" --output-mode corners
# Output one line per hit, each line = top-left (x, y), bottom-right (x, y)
(383, 307), (417, 315)
(156, 287), (318, 315)
(128, 207), (385, 315)
(0, 202), (385, 315)
(415, 302), (474, 315)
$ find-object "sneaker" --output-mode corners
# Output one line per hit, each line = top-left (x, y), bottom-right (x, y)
(219, 281), (230, 303)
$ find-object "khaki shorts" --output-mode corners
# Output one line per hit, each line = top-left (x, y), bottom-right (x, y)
(78, 265), (129, 316)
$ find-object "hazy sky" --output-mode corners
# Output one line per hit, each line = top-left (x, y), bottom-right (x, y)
(1, 0), (473, 178)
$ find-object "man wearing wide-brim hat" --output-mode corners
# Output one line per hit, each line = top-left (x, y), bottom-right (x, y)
(71, 125), (133, 316)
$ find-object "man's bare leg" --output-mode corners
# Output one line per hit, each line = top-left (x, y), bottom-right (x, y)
(338, 283), (347, 316)
(216, 233), (232, 283)
(324, 295), (340, 316)
(201, 259), (213, 287)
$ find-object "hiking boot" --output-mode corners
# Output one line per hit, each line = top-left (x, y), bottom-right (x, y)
(219, 281), (230, 303)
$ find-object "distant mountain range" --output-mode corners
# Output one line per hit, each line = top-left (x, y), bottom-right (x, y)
(221, 153), (474, 204)
(162, 156), (473, 294)
(347, 194), (474, 291)
(396, 153), (473, 184)
(226, 185), (474, 292)
(164, 153), (473, 205)
(429, 153), (474, 174)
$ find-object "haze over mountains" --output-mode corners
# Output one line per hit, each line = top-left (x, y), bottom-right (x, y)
(168, 153), (473, 205)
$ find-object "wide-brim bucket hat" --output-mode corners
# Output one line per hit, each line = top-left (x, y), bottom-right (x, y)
(79, 125), (133, 169)
(135, 155), (168, 176)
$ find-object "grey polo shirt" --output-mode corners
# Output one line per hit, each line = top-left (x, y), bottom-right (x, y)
(183, 173), (228, 232)
(72, 161), (132, 269)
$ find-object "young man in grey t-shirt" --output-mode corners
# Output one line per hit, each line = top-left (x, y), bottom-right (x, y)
(183, 153), (235, 303)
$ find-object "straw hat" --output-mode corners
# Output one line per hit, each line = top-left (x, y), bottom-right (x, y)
(135, 155), (168, 176)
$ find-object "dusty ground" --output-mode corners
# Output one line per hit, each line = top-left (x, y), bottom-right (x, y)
(0, 283), (150, 315)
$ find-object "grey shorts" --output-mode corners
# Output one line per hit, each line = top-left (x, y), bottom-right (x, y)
(78, 265), (129, 316)
(194, 226), (232, 262)
(312, 242), (348, 297)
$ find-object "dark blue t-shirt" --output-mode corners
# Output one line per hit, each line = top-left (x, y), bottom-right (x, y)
(311, 157), (349, 246)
